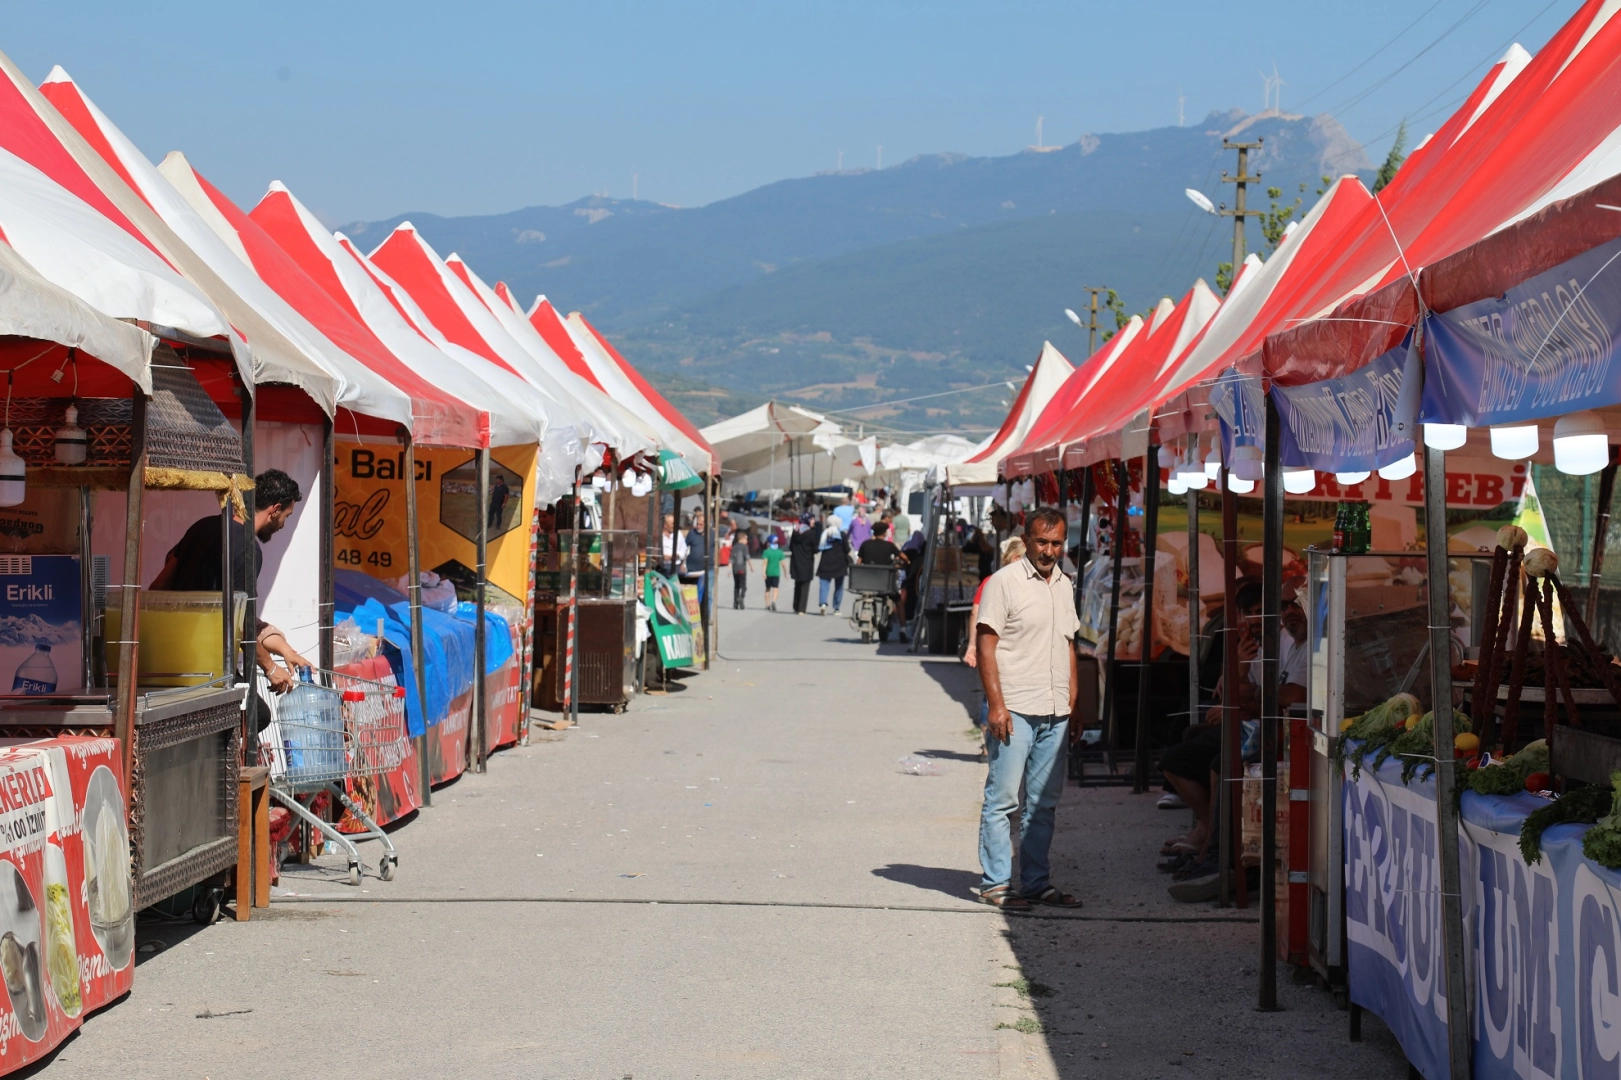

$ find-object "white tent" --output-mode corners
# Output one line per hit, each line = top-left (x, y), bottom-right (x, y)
(942, 340), (1076, 486)
(0, 238), (154, 386)
(563, 312), (714, 472)
(251, 182), (544, 450)
(41, 68), (414, 429)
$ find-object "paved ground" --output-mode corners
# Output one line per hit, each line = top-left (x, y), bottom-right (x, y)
(31, 598), (1412, 1078)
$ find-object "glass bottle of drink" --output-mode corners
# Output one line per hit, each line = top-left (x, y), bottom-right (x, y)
(1333, 502), (1347, 553)
(1355, 502), (1373, 554)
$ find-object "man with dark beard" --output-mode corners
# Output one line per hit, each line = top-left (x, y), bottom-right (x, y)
(151, 468), (308, 695)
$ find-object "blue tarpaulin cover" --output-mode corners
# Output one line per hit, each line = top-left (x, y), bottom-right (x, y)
(334, 570), (476, 738)
(454, 601), (515, 674)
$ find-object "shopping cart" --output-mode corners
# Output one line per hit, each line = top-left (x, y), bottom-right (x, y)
(256, 666), (407, 885)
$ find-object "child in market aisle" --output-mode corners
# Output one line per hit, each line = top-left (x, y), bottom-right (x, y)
(761, 534), (787, 611)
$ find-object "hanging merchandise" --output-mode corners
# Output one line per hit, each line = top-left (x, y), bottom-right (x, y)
(52, 406), (86, 465)
(0, 375), (23, 506)
(0, 430), (25, 507)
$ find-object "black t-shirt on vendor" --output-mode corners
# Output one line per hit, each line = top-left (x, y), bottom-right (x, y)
(163, 516), (261, 595)
(858, 538), (900, 566)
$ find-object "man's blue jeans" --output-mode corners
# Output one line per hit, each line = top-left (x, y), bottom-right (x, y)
(979, 711), (1068, 894)
(818, 576), (845, 611)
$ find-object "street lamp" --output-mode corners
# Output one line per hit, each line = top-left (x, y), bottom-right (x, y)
(1185, 188), (1218, 215)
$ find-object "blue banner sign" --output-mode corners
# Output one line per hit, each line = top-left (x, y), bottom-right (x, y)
(1423, 235), (1621, 426)
(1208, 368), (1264, 466)
(1271, 340), (1418, 472)
(1346, 754), (1621, 1079)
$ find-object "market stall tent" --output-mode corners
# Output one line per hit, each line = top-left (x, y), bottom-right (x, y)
(36, 67), (414, 433)
(0, 237), (155, 387)
(158, 156), (483, 447)
(0, 51), (243, 378)
(700, 401), (837, 480)
(524, 295), (610, 391)
(366, 225), (608, 462)
(563, 311), (716, 473)
(969, 323), (1144, 488)
(249, 183), (542, 450)
(1063, 280), (1222, 467)
(943, 340), (1075, 487)
(444, 254), (658, 461)
(1010, 282), (1220, 471)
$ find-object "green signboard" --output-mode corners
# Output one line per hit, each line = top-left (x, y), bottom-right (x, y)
(644, 570), (696, 668)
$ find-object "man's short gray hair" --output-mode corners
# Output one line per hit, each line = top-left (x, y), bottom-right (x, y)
(1023, 506), (1067, 537)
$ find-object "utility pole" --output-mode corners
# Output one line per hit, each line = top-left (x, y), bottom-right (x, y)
(1218, 138), (1265, 293)
(1081, 286), (1105, 357)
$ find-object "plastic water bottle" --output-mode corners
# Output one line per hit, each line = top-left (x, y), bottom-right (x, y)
(280, 668), (343, 778)
(12, 642), (57, 695)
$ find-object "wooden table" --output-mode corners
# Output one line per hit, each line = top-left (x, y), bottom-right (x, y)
(235, 765), (271, 920)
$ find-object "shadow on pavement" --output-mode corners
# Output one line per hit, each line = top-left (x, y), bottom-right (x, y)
(913, 748), (984, 763)
(917, 656), (980, 721)
(870, 862), (981, 903)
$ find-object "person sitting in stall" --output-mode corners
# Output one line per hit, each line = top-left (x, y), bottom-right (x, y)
(149, 468), (309, 697)
(1158, 578), (1308, 902)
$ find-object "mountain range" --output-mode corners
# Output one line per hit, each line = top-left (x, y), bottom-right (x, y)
(339, 108), (1371, 436)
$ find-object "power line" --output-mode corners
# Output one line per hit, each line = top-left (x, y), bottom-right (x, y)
(1316, 0), (1494, 121)
(1292, 0), (1450, 113)
(818, 380), (1018, 413)
(1318, 0), (1564, 174)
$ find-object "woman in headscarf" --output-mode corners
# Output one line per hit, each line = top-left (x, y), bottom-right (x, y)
(788, 513), (822, 615)
(817, 513), (850, 615)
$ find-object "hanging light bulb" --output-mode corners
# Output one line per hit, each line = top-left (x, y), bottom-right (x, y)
(1204, 448), (1222, 480)
(1230, 443), (1264, 482)
(1553, 410), (1609, 475)
(1378, 453), (1417, 481)
(1157, 444), (1177, 469)
(0, 431), (26, 507)
(1282, 467), (1317, 494)
(1423, 423), (1467, 451)
(52, 405), (87, 465)
(1227, 473), (1255, 494)
(1179, 460), (1209, 490)
(1490, 424), (1539, 460)
(1335, 470), (1370, 486)
(1167, 473), (1188, 496)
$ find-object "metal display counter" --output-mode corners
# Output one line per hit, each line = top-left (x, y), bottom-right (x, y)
(128, 684), (243, 908)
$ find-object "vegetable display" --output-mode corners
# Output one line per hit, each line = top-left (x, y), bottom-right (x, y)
(1582, 772), (1621, 869)
(1521, 780), (1613, 865)
(1466, 739), (1548, 797)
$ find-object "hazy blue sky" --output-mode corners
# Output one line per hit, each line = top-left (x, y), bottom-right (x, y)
(4, 1), (1578, 223)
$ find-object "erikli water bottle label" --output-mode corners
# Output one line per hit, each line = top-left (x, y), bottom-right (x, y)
(12, 641), (57, 695)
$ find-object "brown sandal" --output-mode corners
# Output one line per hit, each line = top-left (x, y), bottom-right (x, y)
(1025, 887), (1083, 908)
(977, 885), (1032, 911)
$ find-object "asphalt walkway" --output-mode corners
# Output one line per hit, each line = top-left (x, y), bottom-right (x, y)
(32, 597), (1411, 1078)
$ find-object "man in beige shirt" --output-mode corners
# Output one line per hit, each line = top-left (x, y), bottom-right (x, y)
(974, 506), (1083, 910)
